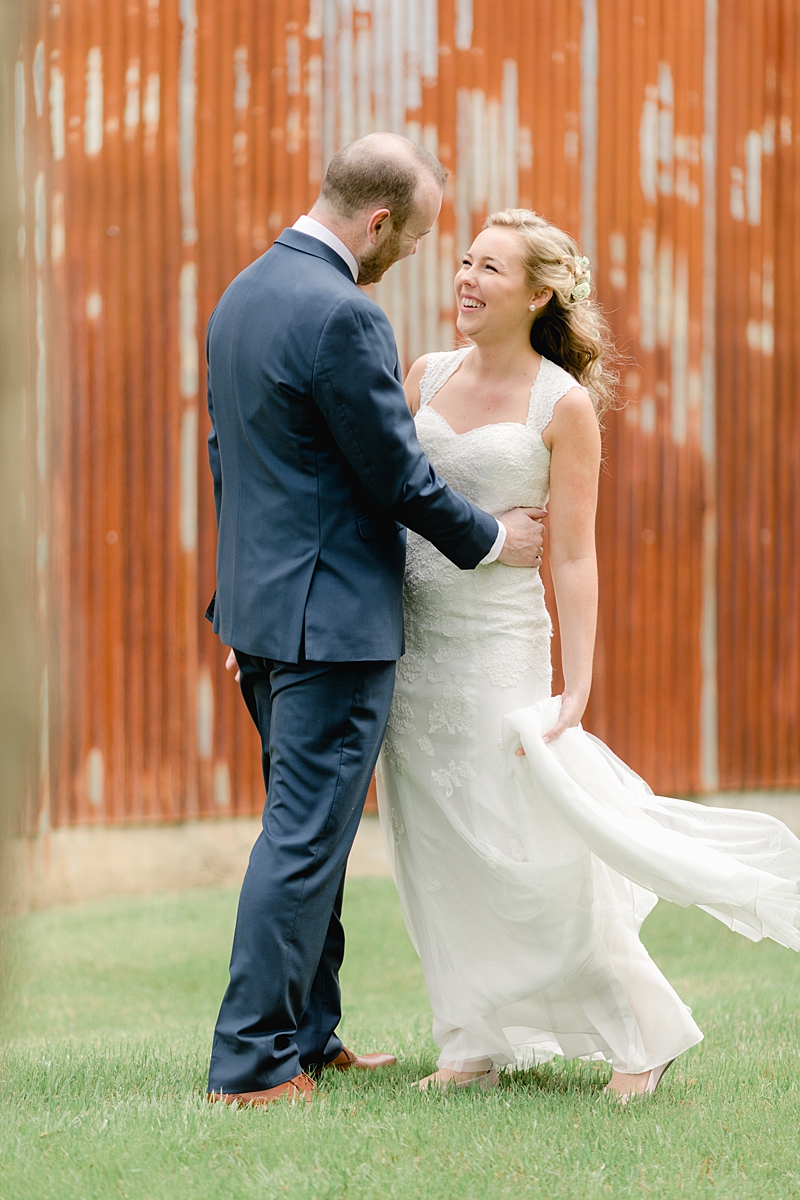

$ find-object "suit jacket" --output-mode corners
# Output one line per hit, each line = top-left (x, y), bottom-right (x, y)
(206, 228), (498, 662)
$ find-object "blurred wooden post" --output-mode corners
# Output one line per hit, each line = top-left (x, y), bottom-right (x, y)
(0, 0), (38, 916)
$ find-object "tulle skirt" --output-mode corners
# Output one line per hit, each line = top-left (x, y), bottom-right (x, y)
(377, 695), (800, 1074)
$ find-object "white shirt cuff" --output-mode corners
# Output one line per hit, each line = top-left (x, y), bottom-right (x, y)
(479, 520), (506, 565)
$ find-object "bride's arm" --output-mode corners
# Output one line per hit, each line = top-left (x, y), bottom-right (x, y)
(541, 386), (602, 743)
(403, 355), (429, 415)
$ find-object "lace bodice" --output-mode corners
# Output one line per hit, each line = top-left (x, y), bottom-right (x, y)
(395, 348), (582, 693)
(415, 347), (577, 514)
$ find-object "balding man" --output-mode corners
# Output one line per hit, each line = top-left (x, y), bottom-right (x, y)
(205, 133), (545, 1106)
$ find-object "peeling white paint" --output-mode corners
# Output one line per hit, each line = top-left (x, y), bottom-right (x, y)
(502, 61), (519, 208)
(233, 130), (247, 166)
(307, 0), (323, 40)
(729, 165), (745, 221)
(214, 761), (231, 807)
(657, 62), (674, 196)
(656, 239), (673, 347)
(306, 53), (323, 182)
(322, 0), (338, 162)
(33, 42), (45, 117)
(470, 89), (487, 211)
(421, 0), (438, 83)
(640, 396), (656, 435)
(86, 747), (104, 807)
(671, 252), (689, 443)
(197, 667), (213, 758)
(286, 108), (302, 154)
(744, 129), (761, 225)
(355, 22), (372, 136)
(609, 231), (626, 289)
(455, 0), (473, 51)
(143, 73), (160, 142)
(421, 135), (439, 351)
(370, 0), (387, 129)
(639, 85), (658, 205)
(124, 60), (140, 135)
(518, 127), (533, 170)
(233, 45), (250, 112)
(487, 98), (501, 215)
(638, 225), (656, 351)
(179, 261), (198, 398)
(15, 60), (25, 212)
(51, 192), (64, 262)
(580, 0), (598, 263)
(84, 47), (104, 157)
(34, 171), (46, 267)
(180, 406), (198, 552)
(338, 2), (355, 146)
(36, 279), (46, 480)
(406, 0), (422, 112)
(286, 36), (302, 97)
(761, 114), (775, 155)
(49, 65), (65, 161)
(746, 319), (774, 355)
(780, 115), (792, 145)
(179, 0), (198, 243)
(388, 0), (404, 131)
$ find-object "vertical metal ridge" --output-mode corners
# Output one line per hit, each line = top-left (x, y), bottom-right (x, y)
(579, 0), (598, 263)
(700, 0), (719, 790)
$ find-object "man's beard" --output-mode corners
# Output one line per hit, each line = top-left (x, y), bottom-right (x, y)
(356, 227), (404, 285)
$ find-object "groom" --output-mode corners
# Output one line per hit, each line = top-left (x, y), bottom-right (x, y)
(205, 133), (545, 1106)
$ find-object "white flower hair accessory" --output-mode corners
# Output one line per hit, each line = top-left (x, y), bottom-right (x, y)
(570, 254), (591, 301)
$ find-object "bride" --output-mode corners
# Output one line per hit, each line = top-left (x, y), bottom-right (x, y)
(377, 208), (800, 1099)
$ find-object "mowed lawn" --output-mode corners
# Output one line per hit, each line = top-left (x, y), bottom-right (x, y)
(2, 875), (800, 1199)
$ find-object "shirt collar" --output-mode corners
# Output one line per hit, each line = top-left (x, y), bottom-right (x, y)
(292, 215), (359, 283)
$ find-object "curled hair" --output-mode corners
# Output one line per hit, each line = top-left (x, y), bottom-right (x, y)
(484, 209), (620, 418)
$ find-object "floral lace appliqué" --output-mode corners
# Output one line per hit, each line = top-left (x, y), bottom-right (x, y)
(390, 807), (405, 846)
(387, 693), (416, 735)
(431, 760), (476, 798)
(429, 678), (476, 736)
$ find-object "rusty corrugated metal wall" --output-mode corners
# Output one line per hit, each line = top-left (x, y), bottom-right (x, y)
(14, 0), (800, 830)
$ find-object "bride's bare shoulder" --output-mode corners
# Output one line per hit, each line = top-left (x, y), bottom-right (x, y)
(403, 355), (430, 415)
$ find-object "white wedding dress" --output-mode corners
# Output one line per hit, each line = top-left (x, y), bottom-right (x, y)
(377, 347), (800, 1074)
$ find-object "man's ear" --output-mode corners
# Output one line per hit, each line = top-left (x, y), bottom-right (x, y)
(366, 207), (392, 244)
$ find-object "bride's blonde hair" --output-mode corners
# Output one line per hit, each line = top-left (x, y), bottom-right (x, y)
(484, 209), (619, 418)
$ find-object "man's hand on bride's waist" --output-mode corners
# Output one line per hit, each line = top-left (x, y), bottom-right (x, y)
(496, 507), (547, 568)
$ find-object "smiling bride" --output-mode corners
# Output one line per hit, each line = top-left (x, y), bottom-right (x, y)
(377, 208), (800, 1100)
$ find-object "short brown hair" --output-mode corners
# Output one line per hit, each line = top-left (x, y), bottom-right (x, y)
(319, 133), (447, 230)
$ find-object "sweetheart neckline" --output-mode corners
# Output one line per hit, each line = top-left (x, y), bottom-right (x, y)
(418, 405), (540, 438)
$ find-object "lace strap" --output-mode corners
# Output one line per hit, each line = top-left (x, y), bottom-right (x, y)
(528, 357), (584, 435)
(418, 347), (472, 407)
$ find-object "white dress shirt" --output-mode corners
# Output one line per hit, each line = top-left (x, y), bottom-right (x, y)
(292, 214), (359, 282)
(290, 214), (506, 565)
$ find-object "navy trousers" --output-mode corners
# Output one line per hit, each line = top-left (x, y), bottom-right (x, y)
(207, 652), (396, 1094)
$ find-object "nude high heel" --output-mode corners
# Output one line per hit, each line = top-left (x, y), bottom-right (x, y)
(412, 1065), (498, 1092)
(603, 1058), (676, 1104)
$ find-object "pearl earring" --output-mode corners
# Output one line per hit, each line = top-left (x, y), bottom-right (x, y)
(529, 303), (537, 311)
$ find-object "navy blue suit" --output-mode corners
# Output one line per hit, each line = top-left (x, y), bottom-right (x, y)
(206, 229), (498, 1093)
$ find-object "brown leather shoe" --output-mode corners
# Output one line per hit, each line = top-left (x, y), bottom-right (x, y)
(207, 1071), (316, 1108)
(327, 1046), (397, 1071)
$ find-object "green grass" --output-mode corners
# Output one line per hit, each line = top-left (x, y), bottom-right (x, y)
(2, 878), (800, 1199)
